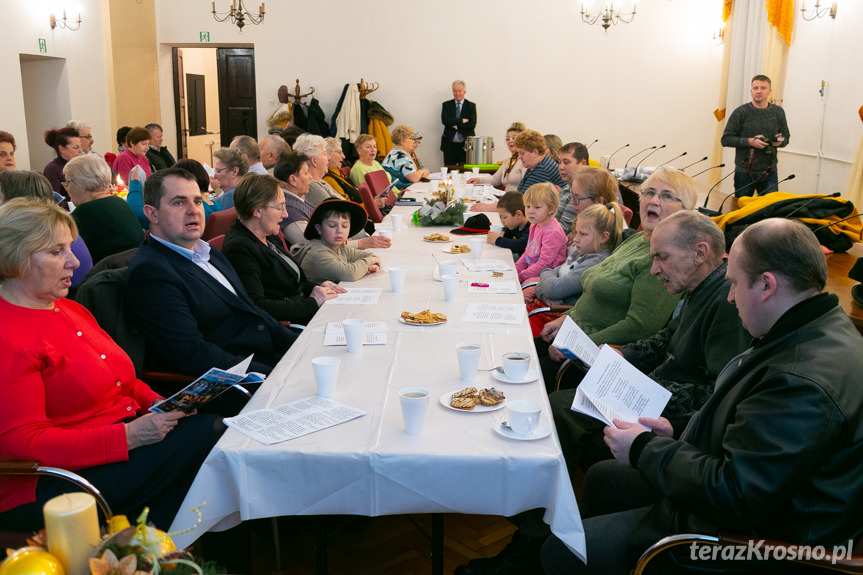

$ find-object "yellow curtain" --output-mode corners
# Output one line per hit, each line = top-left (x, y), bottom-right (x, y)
(765, 0), (794, 46)
(847, 106), (863, 208)
(762, 25), (789, 104)
(723, 0), (732, 21)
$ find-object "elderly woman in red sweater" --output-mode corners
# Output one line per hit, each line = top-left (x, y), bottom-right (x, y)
(0, 199), (221, 531)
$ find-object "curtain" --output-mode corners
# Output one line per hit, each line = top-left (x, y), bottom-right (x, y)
(847, 106), (863, 207)
(765, 0), (794, 46)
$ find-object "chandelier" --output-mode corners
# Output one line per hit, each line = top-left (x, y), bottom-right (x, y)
(211, 1), (266, 32)
(800, 1), (837, 21)
(580, 1), (637, 33)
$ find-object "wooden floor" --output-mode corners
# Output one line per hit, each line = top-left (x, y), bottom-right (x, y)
(248, 513), (517, 575)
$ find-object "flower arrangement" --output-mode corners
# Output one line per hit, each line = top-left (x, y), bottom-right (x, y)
(412, 196), (467, 227)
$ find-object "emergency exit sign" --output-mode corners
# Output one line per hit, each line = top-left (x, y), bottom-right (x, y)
(199, 32), (210, 42)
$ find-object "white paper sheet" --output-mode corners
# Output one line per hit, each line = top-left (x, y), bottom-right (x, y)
(461, 303), (525, 325)
(224, 396), (367, 445)
(466, 281), (519, 294)
(322, 321), (388, 346)
(461, 259), (513, 272)
(571, 346), (672, 428)
(551, 316), (600, 366)
(325, 287), (384, 305)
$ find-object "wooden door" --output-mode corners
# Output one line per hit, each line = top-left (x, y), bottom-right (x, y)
(216, 47), (257, 148)
(171, 47), (189, 159)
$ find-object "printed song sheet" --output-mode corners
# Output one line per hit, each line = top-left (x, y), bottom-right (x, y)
(322, 321), (387, 346)
(571, 346), (672, 429)
(225, 396), (366, 445)
(461, 259), (513, 272)
(461, 303), (524, 325)
(326, 288), (383, 305)
(551, 316), (600, 366)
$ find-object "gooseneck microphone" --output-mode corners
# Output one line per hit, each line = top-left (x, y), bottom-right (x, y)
(681, 156), (709, 171)
(633, 144), (666, 175)
(698, 171), (736, 216)
(624, 146), (657, 169)
(784, 191), (841, 219)
(586, 139), (598, 150)
(715, 173), (797, 214)
(657, 151), (687, 169)
(690, 163), (725, 178)
(605, 144), (630, 170)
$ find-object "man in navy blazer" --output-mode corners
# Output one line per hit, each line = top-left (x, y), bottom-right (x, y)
(126, 168), (296, 376)
(440, 80), (477, 166)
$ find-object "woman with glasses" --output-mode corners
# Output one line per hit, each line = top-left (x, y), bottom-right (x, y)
(63, 154), (144, 265)
(535, 167), (699, 388)
(212, 147), (248, 209)
(43, 127), (83, 199)
(221, 174), (344, 324)
(467, 121), (526, 192)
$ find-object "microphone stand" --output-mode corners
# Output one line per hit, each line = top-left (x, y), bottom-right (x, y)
(681, 156), (708, 171)
(657, 151), (687, 169)
(690, 163), (725, 178)
(605, 143), (630, 170)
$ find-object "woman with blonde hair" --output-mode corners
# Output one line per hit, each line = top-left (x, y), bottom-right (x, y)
(382, 125), (430, 188)
(349, 134), (391, 188)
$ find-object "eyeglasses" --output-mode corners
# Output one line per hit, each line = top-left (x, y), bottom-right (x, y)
(505, 137), (516, 142)
(263, 204), (286, 212)
(640, 189), (683, 204)
(61, 181), (74, 189)
(571, 195), (594, 205)
(214, 167), (230, 174)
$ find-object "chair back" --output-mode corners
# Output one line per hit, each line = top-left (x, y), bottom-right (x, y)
(207, 234), (225, 252)
(358, 182), (384, 223)
(340, 166), (351, 179)
(202, 207), (237, 241)
(364, 170), (390, 197)
(621, 204), (634, 226)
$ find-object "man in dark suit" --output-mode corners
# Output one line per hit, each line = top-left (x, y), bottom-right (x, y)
(440, 80), (477, 166)
(125, 168), (296, 376)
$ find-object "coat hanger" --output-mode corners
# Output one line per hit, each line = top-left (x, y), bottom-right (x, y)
(357, 78), (379, 99)
(278, 79), (315, 106)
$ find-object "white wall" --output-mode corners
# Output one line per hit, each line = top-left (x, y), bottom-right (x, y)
(156, 0), (727, 188)
(0, 0), (112, 170)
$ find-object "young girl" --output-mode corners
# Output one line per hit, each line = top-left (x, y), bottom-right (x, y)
(528, 202), (625, 336)
(515, 183), (568, 283)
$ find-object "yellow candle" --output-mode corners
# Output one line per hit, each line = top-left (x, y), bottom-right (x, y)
(43, 493), (101, 575)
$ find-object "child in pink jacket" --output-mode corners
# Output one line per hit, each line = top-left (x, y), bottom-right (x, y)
(515, 183), (567, 283)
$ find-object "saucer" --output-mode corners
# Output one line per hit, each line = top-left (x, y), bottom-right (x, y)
(490, 367), (540, 384)
(494, 420), (552, 441)
(433, 272), (463, 282)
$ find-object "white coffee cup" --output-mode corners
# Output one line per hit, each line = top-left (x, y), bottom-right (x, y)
(390, 213), (403, 232)
(490, 224), (504, 234)
(342, 318), (364, 354)
(469, 237), (484, 259)
(441, 167), (449, 177)
(456, 342), (481, 382)
(377, 229), (392, 239)
(508, 400), (542, 436)
(502, 352), (531, 381)
(442, 274), (459, 302)
(438, 260), (458, 277)
(399, 387), (431, 435)
(312, 356), (340, 398)
(388, 267), (405, 293)
(472, 167), (480, 177)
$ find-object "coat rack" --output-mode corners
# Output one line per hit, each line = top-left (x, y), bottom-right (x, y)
(357, 78), (379, 99)
(278, 79), (315, 105)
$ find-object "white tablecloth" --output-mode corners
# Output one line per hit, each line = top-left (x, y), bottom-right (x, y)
(169, 185), (586, 562)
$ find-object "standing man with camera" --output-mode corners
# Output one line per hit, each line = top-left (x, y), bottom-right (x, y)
(721, 75), (790, 198)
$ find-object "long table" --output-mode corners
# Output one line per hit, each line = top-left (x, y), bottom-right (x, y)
(169, 184), (586, 566)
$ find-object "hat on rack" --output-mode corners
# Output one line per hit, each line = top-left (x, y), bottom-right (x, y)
(450, 213), (491, 235)
(304, 198), (368, 241)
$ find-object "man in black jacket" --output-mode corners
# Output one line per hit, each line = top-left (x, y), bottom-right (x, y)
(440, 80), (477, 166)
(145, 123), (176, 172)
(542, 218), (863, 575)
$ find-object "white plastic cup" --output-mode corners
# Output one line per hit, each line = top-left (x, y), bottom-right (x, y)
(441, 166), (449, 177)
(508, 400), (542, 436)
(342, 318), (365, 354)
(388, 267), (405, 293)
(391, 213), (403, 232)
(472, 167), (480, 177)
(438, 260), (458, 277)
(469, 237), (484, 259)
(502, 352), (531, 380)
(456, 342), (481, 382)
(442, 274), (459, 302)
(312, 356), (340, 398)
(490, 224), (504, 234)
(377, 229), (392, 239)
(399, 387), (431, 435)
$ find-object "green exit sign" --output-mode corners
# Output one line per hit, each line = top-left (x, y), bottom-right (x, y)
(199, 32), (210, 42)
(38, 38), (47, 53)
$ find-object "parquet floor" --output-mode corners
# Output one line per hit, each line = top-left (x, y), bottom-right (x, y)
(248, 513), (517, 575)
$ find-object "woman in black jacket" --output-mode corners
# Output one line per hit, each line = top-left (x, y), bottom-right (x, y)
(221, 174), (344, 324)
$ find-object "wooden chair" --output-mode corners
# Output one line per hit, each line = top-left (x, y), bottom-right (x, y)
(202, 207), (237, 241)
(357, 182), (384, 223)
(634, 533), (863, 574)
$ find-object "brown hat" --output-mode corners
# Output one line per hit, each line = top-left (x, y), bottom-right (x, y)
(304, 198), (368, 241)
